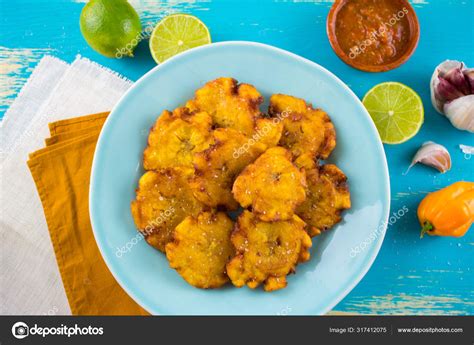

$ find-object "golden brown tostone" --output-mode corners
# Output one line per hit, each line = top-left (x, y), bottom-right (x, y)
(269, 94), (336, 161)
(232, 147), (307, 221)
(226, 211), (312, 292)
(191, 128), (267, 210)
(166, 211), (235, 288)
(296, 164), (351, 237)
(143, 107), (213, 171)
(131, 168), (205, 252)
(186, 77), (263, 136)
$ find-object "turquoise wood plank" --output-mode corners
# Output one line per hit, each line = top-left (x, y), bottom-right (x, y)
(1, 0), (473, 314)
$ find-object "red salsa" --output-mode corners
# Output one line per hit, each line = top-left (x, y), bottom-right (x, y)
(334, 0), (412, 66)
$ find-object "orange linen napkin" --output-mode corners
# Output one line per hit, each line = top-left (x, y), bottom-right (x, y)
(27, 112), (148, 315)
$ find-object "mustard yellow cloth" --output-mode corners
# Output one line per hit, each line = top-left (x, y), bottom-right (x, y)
(27, 112), (148, 315)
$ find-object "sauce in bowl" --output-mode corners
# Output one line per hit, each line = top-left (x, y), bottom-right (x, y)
(327, 0), (420, 72)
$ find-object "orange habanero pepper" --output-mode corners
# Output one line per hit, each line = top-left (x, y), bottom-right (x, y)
(417, 181), (474, 238)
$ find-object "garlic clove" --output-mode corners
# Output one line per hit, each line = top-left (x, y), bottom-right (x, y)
(430, 61), (462, 113)
(431, 66), (444, 114)
(443, 64), (470, 95)
(431, 81), (444, 114)
(444, 94), (474, 133)
(405, 141), (452, 174)
(437, 60), (463, 75)
(436, 77), (465, 102)
(464, 69), (474, 93)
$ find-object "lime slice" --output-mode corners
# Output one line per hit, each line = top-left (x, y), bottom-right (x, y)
(362, 82), (424, 144)
(149, 14), (211, 64)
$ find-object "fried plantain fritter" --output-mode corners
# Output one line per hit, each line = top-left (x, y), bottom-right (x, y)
(232, 147), (307, 221)
(268, 94), (336, 161)
(131, 168), (205, 252)
(226, 211), (312, 292)
(296, 164), (351, 237)
(186, 77), (263, 136)
(191, 128), (267, 210)
(166, 211), (234, 289)
(143, 107), (213, 171)
(254, 117), (284, 148)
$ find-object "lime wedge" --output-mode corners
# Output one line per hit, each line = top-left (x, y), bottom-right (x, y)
(362, 82), (424, 144)
(149, 14), (211, 64)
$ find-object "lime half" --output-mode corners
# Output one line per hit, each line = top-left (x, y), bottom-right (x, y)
(149, 14), (211, 64)
(362, 82), (424, 144)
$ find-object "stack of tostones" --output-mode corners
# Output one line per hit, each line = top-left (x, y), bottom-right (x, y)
(131, 77), (351, 291)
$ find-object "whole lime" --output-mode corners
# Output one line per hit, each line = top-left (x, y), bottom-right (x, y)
(80, 0), (142, 58)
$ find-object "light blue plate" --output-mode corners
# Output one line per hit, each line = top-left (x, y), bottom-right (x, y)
(90, 41), (390, 315)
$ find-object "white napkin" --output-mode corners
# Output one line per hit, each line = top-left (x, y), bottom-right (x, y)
(0, 55), (133, 315)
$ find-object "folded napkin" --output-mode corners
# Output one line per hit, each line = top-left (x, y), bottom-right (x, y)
(1, 56), (135, 314)
(27, 113), (147, 315)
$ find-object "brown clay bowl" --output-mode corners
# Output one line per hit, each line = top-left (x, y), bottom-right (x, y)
(327, 0), (420, 72)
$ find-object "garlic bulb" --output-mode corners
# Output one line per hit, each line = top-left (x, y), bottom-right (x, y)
(430, 60), (474, 132)
(405, 141), (451, 174)
(444, 95), (474, 131)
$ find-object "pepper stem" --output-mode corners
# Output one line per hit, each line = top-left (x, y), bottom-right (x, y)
(420, 221), (434, 239)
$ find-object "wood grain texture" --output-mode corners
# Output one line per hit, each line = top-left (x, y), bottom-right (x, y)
(0, 47), (55, 114)
(1, 0), (473, 315)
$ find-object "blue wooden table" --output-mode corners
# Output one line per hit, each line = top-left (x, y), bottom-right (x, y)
(1, 0), (473, 315)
